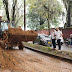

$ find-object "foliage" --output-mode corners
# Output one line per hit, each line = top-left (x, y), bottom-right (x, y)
(51, 17), (61, 28)
(2, 0), (10, 22)
(62, 0), (70, 11)
(63, 0), (71, 27)
(0, 0), (3, 9)
(27, 0), (46, 30)
(1, 0), (24, 27)
(27, 0), (63, 30)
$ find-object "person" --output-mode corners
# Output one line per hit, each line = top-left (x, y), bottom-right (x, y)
(51, 28), (56, 49)
(55, 28), (63, 51)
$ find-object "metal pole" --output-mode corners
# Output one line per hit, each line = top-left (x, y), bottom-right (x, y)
(24, 0), (26, 31)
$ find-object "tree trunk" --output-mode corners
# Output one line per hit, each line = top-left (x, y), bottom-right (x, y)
(67, 1), (71, 27)
(12, 0), (17, 27)
(2, 0), (10, 22)
(24, 0), (26, 31)
(48, 19), (50, 35)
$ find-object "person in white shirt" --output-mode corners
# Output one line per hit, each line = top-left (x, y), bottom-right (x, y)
(51, 28), (56, 49)
(55, 28), (63, 50)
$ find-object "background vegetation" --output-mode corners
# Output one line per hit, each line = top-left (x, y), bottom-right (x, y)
(0, 0), (69, 30)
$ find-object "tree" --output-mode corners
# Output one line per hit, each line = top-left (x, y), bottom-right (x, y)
(11, 0), (17, 26)
(0, 0), (3, 9)
(2, 0), (24, 27)
(27, 0), (46, 30)
(63, 0), (72, 27)
(51, 17), (61, 28)
(27, 11), (46, 30)
(27, 0), (63, 34)
(2, 0), (10, 22)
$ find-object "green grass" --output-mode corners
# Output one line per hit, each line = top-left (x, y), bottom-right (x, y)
(24, 42), (72, 59)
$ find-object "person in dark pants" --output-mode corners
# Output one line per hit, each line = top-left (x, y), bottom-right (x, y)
(52, 39), (56, 49)
(55, 28), (63, 51)
(51, 28), (56, 49)
(57, 39), (61, 50)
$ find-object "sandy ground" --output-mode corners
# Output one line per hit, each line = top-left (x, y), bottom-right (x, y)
(0, 47), (72, 72)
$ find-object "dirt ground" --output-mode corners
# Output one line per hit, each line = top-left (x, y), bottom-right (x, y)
(0, 47), (72, 72)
